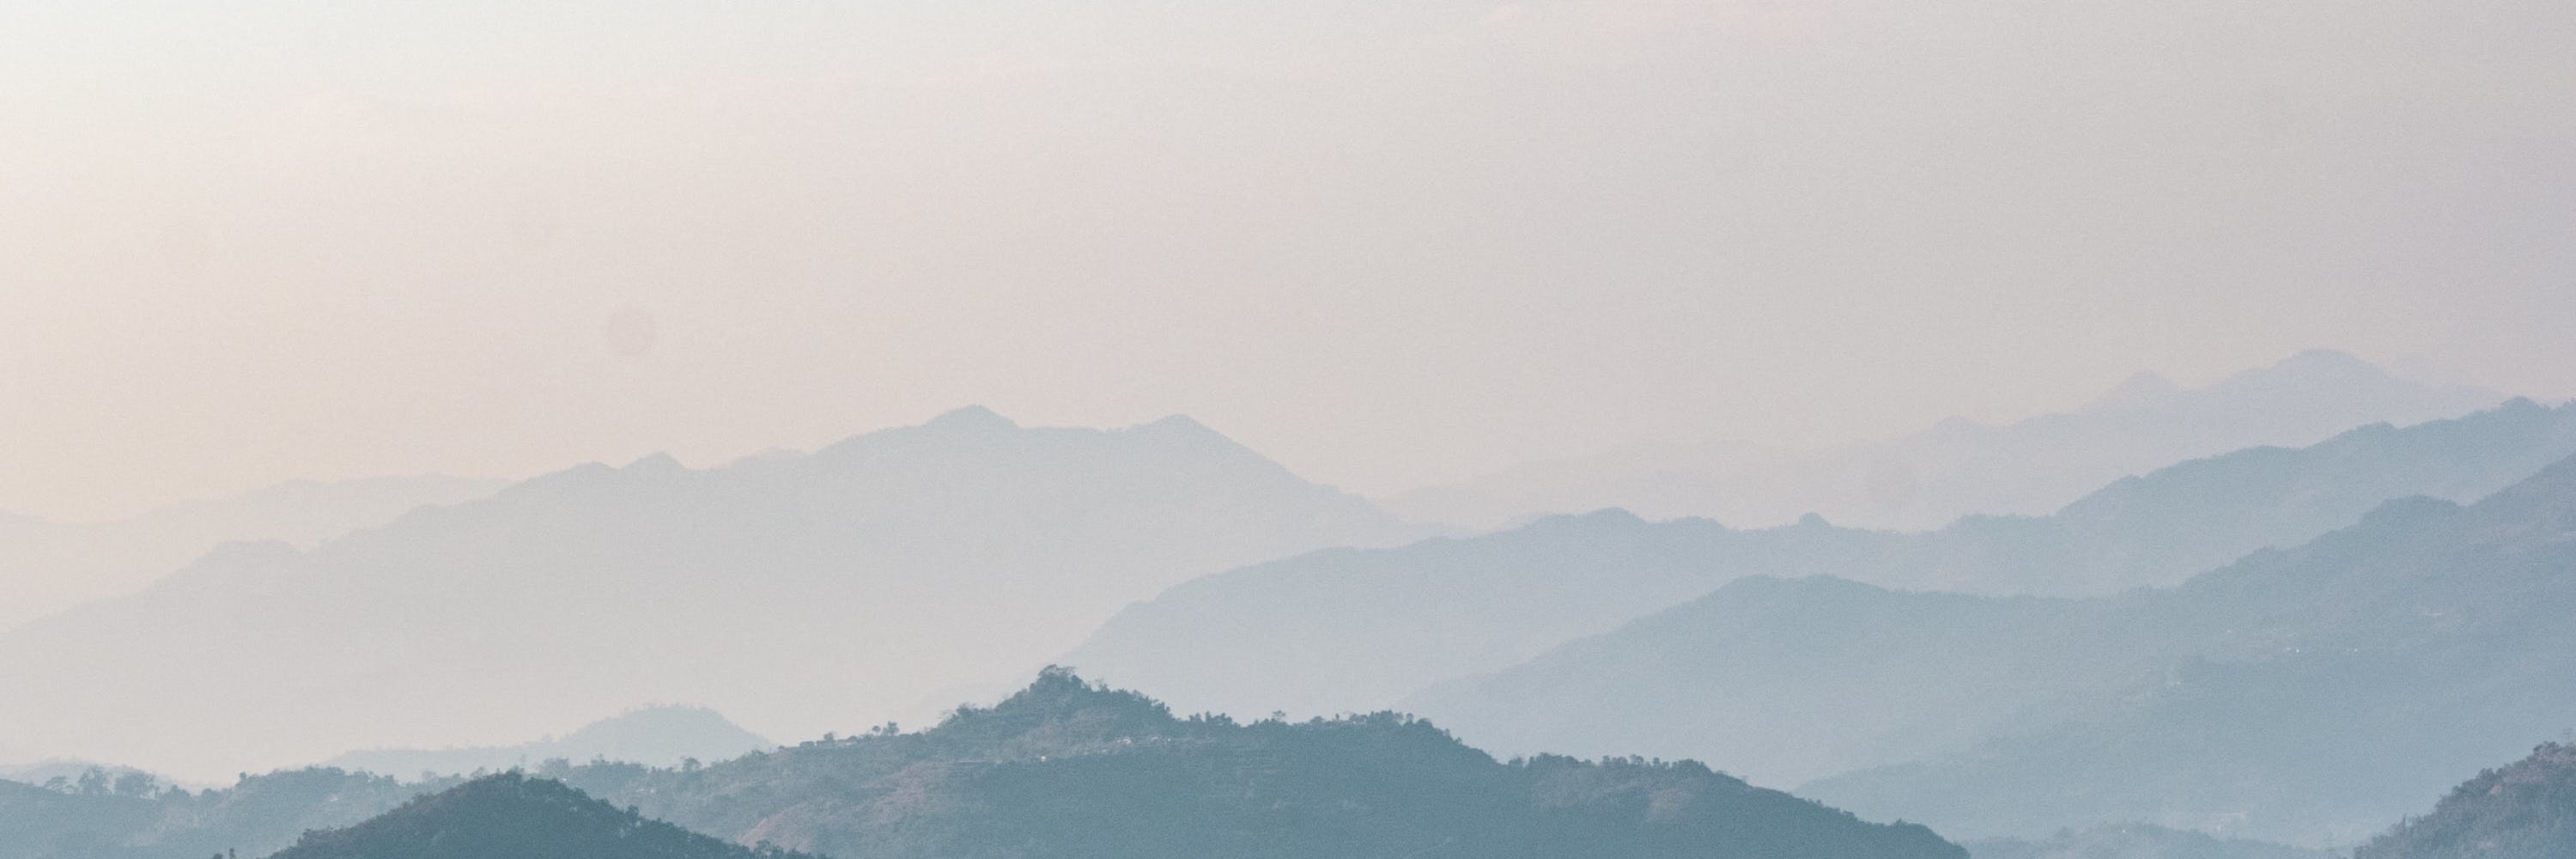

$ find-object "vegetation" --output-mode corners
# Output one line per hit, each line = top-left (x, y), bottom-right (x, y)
(2355, 743), (2576, 859)
(267, 772), (810, 859)
(542, 667), (1965, 859)
(0, 670), (1959, 859)
(0, 767), (454, 859)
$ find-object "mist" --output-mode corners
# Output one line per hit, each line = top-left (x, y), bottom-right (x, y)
(6, 0), (2573, 521)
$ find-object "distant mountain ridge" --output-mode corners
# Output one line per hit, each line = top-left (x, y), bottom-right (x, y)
(1072, 399), (2576, 721)
(1388, 350), (2505, 532)
(324, 706), (772, 778)
(0, 474), (505, 633)
(1402, 450), (2576, 844)
(0, 408), (1422, 780)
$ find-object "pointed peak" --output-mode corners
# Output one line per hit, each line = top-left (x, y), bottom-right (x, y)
(1796, 512), (1832, 527)
(623, 452), (684, 472)
(1138, 413), (1218, 436)
(922, 405), (1018, 432)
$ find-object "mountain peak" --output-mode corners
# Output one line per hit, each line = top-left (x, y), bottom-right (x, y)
(1138, 413), (1218, 436)
(923, 405), (1019, 432)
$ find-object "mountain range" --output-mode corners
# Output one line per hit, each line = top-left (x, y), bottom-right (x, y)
(0, 408), (1419, 780)
(1072, 398), (2576, 721)
(1388, 350), (2504, 532)
(1405, 451), (2576, 844)
(0, 474), (504, 633)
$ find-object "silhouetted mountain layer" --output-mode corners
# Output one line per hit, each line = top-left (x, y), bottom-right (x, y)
(1074, 399), (2576, 720)
(545, 669), (1964, 859)
(1966, 824), (2338, 859)
(266, 773), (812, 859)
(0, 474), (503, 633)
(1409, 452), (2576, 844)
(0, 673), (1960, 859)
(0, 408), (1419, 779)
(0, 768), (453, 859)
(1389, 350), (2505, 531)
(324, 706), (771, 777)
(2354, 743), (2576, 859)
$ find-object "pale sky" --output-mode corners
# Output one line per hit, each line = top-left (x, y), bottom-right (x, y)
(4, 0), (2573, 521)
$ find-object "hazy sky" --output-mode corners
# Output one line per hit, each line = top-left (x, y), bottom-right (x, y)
(4, 0), (2573, 521)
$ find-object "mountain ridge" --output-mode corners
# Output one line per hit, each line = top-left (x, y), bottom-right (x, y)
(0, 409), (1422, 781)
(1387, 350), (2506, 532)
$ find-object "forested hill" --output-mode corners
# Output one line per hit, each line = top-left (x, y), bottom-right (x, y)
(266, 772), (813, 859)
(2355, 743), (2576, 859)
(541, 668), (1965, 859)
(0, 670), (1959, 859)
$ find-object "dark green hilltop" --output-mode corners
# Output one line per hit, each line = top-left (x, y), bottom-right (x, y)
(265, 773), (812, 859)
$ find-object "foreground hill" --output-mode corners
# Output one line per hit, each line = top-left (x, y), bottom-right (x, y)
(2354, 743), (2576, 859)
(0, 672), (1961, 859)
(267, 773), (811, 859)
(0, 474), (503, 633)
(324, 706), (771, 777)
(0, 408), (1418, 778)
(547, 668), (1964, 859)
(1410, 452), (2576, 843)
(1390, 350), (2503, 531)
(1072, 399), (2576, 718)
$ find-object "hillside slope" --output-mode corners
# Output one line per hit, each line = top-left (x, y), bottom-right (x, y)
(558, 668), (1967, 859)
(2354, 743), (2576, 859)
(323, 706), (772, 777)
(0, 474), (503, 633)
(1073, 399), (2576, 719)
(1420, 453), (2576, 844)
(266, 773), (811, 859)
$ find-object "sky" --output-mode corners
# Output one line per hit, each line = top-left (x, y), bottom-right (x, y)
(3, 0), (2573, 521)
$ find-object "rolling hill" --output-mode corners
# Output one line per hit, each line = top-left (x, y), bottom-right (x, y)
(265, 773), (812, 859)
(556, 668), (1967, 859)
(0, 672), (1962, 859)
